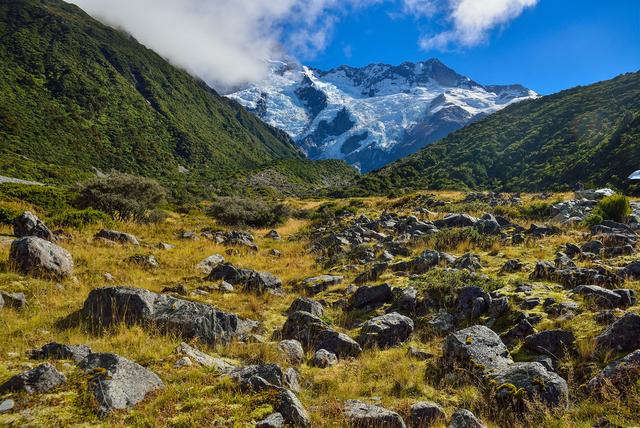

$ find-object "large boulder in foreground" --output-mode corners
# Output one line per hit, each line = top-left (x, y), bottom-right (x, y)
(448, 409), (485, 428)
(28, 342), (92, 363)
(357, 312), (414, 348)
(206, 262), (282, 293)
(13, 211), (53, 240)
(82, 286), (256, 344)
(587, 349), (640, 392)
(443, 325), (512, 372)
(595, 312), (640, 352)
(344, 400), (406, 428)
(78, 352), (163, 415)
(9, 236), (73, 279)
(444, 326), (569, 410)
(281, 311), (362, 358)
(277, 389), (311, 428)
(491, 362), (569, 408)
(0, 363), (66, 394)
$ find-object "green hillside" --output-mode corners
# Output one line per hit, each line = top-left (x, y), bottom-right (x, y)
(0, 0), (354, 197)
(355, 71), (640, 194)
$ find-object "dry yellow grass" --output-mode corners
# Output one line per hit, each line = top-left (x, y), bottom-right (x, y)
(0, 192), (639, 427)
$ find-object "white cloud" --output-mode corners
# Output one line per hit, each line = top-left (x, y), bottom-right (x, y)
(66, 0), (378, 87)
(402, 0), (437, 17)
(419, 0), (538, 50)
(65, 0), (537, 87)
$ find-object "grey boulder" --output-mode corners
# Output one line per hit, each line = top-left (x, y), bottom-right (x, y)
(595, 312), (640, 352)
(277, 389), (311, 427)
(176, 342), (235, 373)
(28, 342), (92, 363)
(303, 275), (343, 295)
(82, 286), (256, 344)
(357, 312), (414, 348)
(491, 362), (569, 408)
(0, 291), (26, 310)
(231, 364), (286, 391)
(13, 211), (53, 240)
(313, 329), (362, 358)
(572, 285), (635, 308)
(207, 262), (282, 293)
(523, 329), (576, 359)
(78, 352), (163, 415)
(409, 401), (445, 427)
(0, 363), (66, 394)
(9, 236), (73, 279)
(587, 349), (640, 391)
(256, 412), (285, 428)
(344, 400), (405, 428)
(349, 283), (394, 310)
(94, 229), (139, 245)
(448, 409), (485, 428)
(287, 297), (324, 317)
(443, 325), (512, 372)
(311, 349), (337, 368)
(196, 254), (225, 274)
(279, 340), (305, 365)
(282, 311), (362, 358)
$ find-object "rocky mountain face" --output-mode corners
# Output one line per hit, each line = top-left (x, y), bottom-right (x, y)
(227, 59), (537, 172)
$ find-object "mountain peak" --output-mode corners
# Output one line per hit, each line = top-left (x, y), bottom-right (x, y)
(227, 58), (537, 172)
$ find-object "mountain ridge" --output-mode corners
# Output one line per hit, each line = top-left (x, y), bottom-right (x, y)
(344, 70), (640, 195)
(227, 58), (537, 172)
(0, 0), (357, 198)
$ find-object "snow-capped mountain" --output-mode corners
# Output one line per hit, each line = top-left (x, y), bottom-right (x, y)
(226, 58), (538, 172)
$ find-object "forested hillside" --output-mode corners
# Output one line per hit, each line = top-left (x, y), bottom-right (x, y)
(352, 71), (640, 194)
(0, 0), (355, 198)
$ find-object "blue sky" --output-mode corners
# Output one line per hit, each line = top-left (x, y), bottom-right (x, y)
(304, 0), (640, 95)
(72, 0), (640, 94)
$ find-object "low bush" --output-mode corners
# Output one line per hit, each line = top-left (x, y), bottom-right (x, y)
(75, 173), (166, 222)
(207, 197), (289, 228)
(310, 202), (357, 224)
(583, 212), (604, 228)
(595, 193), (631, 223)
(0, 205), (21, 225)
(49, 208), (112, 229)
(425, 227), (498, 252)
(410, 268), (505, 309)
(0, 183), (72, 213)
(518, 201), (553, 219)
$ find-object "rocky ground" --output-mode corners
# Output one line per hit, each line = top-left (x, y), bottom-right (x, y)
(1, 191), (639, 427)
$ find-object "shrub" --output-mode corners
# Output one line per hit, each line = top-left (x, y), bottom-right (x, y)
(142, 209), (168, 224)
(207, 197), (289, 228)
(410, 268), (505, 309)
(49, 208), (112, 229)
(75, 173), (166, 221)
(0, 205), (20, 225)
(595, 194), (631, 223)
(0, 183), (73, 213)
(518, 201), (553, 220)
(425, 227), (498, 251)
(309, 202), (357, 225)
(583, 212), (604, 228)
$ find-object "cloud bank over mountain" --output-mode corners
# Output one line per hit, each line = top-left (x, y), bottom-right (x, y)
(66, 0), (539, 87)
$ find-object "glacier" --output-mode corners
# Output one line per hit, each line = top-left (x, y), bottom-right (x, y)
(226, 58), (538, 172)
